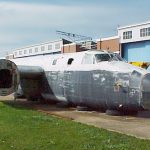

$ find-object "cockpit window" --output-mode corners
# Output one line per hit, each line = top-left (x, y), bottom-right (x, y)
(82, 54), (95, 64)
(95, 54), (111, 62)
(95, 53), (124, 63)
(109, 54), (119, 61)
(112, 53), (125, 61)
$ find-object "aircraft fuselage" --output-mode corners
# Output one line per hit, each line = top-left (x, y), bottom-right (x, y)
(1, 50), (150, 112)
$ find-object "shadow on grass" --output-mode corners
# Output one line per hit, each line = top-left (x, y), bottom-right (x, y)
(0, 99), (75, 112)
(136, 110), (150, 118)
(1, 99), (150, 119)
(1, 100), (34, 111)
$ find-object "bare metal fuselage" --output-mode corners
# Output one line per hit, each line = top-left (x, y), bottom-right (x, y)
(0, 50), (150, 112)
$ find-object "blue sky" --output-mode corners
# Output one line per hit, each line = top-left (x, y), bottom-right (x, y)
(0, 0), (150, 56)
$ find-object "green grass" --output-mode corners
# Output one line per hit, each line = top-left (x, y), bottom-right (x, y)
(0, 102), (150, 150)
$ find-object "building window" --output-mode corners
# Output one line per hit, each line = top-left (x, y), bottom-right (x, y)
(29, 49), (32, 53)
(24, 50), (27, 54)
(41, 46), (45, 51)
(48, 45), (52, 50)
(19, 51), (22, 55)
(123, 31), (132, 39)
(35, 47), (38, 53)
(140, 27), (150, 37)
(14, 52), (17, 56)
(55, 43), (60, 49)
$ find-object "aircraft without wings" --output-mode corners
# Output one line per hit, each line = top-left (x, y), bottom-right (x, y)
(0, 50), (150, 114)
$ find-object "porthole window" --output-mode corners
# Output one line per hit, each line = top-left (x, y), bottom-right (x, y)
(67, 58), (74, 65)
(52, 59), (57, 65)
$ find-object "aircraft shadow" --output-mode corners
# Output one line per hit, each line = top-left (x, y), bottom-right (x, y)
(1, 99), (150, 119)
(136, 110), (150, 119)
(0, 99), (73, 112)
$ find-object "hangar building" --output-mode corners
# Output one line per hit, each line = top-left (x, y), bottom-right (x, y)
(118, 21), (150, 62)
(6, 20), (150, 63)
(96, 36), (119, 53)
(6, 39), (71, 59)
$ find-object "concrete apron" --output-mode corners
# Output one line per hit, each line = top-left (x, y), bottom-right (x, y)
(34, 104), (150, 140)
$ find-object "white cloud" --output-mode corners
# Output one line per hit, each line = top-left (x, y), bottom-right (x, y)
(4, 2), (129, 27)
(0, 1), (150, 56)
(0, 1), (119, 56)
(0, 2), (116, 28)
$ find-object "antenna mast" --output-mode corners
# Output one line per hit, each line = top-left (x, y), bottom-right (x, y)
(56, 30), (92, 42)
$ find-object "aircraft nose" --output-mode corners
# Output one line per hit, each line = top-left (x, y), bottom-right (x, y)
(142, 74), (150, 110)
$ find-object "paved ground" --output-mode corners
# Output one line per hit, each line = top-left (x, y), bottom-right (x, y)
(0, 95), (14, 101)
(33, 104), (150, 139)
(1, 96), (150, 139)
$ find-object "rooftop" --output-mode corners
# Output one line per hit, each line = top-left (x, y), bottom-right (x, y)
(118, 20), (150, 30)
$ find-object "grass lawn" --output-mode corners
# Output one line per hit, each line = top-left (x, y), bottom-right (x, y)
(0, 101), (150, 150)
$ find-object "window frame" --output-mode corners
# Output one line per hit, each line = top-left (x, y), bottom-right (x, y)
(35, 47), (38, 53)
(29, 49), (32, 54)
(41, 46), (45, 51)
(19, 51), (22, 55)
(140, 27), (150, 37)
(55, 43), (60, 49)
(24, 50), (27, 54)
(123, 31), (132, 39)
(48, 45), (52, 50)
(14, 52), (17, 56)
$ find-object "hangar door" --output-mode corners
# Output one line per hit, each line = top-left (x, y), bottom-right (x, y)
(122, 40), (150, 62)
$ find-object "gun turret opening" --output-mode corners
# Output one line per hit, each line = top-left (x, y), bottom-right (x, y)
(0, 69), (12, 88)
(0, 59), (19, 96)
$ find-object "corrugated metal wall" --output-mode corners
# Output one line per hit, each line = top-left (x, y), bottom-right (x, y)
(123, 40), (150, 62)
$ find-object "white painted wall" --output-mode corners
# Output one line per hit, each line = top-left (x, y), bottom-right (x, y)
(13, 40), (63, 58)
(118, 21), (150, 43)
